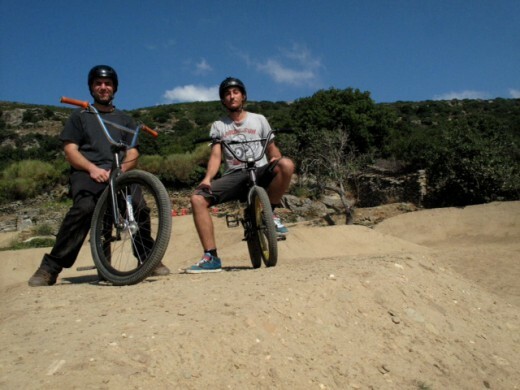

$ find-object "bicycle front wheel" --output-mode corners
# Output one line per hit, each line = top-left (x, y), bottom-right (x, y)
(246, 186), (278, 268)
(90, 170), (172, 285)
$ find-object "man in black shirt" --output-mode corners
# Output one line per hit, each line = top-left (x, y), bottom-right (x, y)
(28, 65), (170, 286)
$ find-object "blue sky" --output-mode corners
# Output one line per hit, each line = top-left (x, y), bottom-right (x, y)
(1, 0), (519, 110)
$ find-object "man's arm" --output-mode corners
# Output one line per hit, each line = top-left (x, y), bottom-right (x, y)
(63, 142), (111, 183)
(121, 148), (139, 173)
(200, 143), (223, 186)
(266, 141), (282, 163)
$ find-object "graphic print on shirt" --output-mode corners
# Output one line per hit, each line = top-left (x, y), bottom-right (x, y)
(227, 132), (263, 169)
(210, 112), (272, 172)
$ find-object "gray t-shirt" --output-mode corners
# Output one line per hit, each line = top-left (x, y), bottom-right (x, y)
(209, 112), (273, 173)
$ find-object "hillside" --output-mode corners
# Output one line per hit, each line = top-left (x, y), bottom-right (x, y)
(0, 201), (519, 389)
(2, 96), (519, 209)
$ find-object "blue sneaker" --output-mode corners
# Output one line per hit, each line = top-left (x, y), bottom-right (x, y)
(273, 214), (288, 235)
(186, 253), (222, 273)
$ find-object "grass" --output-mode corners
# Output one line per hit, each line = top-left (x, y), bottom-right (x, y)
(0, 237), (55, 251)
(0, 223), (56, 251)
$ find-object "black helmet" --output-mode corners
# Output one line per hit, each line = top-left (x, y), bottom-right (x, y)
(219, 77), (246, 100)
(88, 65), (118, 93)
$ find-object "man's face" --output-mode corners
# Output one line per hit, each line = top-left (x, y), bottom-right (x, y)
(222, 87), (245, 111)
(91, 77), (115, 104)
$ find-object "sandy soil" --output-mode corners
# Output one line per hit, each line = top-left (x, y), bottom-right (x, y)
(0, 201), (519, 389)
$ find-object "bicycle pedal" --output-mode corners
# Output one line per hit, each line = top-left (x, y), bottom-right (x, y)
(226, 214), (240, 228)
(77, 265), (97, 271)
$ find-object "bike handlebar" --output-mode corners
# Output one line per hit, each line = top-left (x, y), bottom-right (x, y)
(141, 124), (158, 138)
(214, 130), (275, 164)
(60, 96), (159, 139)
(60, 96), (89, 109)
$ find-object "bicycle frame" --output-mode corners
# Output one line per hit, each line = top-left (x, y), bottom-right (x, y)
(209, 130), (281, 267)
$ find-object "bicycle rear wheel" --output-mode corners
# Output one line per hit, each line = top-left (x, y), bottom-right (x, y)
(90, 170), (172, 285)
(246, 186), (278, 268)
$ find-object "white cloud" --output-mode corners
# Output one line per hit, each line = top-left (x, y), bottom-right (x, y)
(237, 43), (322, 86)
(285, 44), (322, 70)
(509, 89), (520, 98)
(433, 90), (490, 100)
(195, 58), (213, 75)
(163, 85), (219, 103)
(257, 59), (315, 85)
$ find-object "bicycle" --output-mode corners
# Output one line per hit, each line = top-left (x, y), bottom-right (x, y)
(60, 97), (172, 285)
(208, 130), (284, 269)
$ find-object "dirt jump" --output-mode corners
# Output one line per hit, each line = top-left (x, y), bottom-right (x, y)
(0, 201), (518, 389)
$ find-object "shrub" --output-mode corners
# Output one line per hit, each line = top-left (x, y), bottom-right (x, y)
(160, 153), (202, 186)
(138, 155), (164, 175)
(138, 144), (211, 188)
(388, 121), (519, 206)
(0, 160), (62, 202)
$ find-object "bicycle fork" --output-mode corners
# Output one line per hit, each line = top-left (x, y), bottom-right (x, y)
(108, 165), (138, 237)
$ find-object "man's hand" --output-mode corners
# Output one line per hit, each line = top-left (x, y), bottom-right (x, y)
(90, 166), (111, 183)
(196, 183), (213, 195)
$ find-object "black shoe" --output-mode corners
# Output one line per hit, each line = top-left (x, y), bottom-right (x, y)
(28, 268), (58, 287)
(151, 262), (170, 276)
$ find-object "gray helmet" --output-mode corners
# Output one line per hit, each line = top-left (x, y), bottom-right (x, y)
(219, 77), (246, 100)
(88, 65), (118, 93)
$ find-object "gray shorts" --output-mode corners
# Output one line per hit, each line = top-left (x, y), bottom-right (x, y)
(195, 161), (278, 206)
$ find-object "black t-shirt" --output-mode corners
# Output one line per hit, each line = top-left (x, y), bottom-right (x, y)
(60, 108), (137, 170)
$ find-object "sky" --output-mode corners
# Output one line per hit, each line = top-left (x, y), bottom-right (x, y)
(1, 0), (519, 110)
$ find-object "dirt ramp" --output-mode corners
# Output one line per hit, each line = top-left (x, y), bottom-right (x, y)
(375, 201), (520, 306)
(374, 201), (520, 247)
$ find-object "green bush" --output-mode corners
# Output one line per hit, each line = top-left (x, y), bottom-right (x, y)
(138, 155), (163, 175)
(33, 223), (55, 236)
(388, 120), (519, 206)
(138, 144), (211, 188)
(160, 153), (204, 186)
(0, 160), (62, 202)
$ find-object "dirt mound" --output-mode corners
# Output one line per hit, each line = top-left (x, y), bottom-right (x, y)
(0, 202), (519, 389)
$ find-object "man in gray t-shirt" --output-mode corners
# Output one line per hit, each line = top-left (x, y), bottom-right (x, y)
(209, 111), (272, 172)
(186, 77), (295, 273)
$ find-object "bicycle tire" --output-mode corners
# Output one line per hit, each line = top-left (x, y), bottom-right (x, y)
(90, 170), (172, 285)
(246, 186), (278, 268)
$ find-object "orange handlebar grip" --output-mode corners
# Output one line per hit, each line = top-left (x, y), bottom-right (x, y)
(142, 124), (158, 138)
(60, 96), (89, 108)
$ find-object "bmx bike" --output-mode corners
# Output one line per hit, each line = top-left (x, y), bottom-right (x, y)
(209, 130), (285, 269)
(60, 97), (172, 285)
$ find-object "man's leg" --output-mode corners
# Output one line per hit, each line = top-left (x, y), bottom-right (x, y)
(28, 172), (104, 286)
(191, 193), (216, 251)
(186, 171), (248, 273)
(28, 193), (97, 286)
(266, 157), (295, 205)
(259, 158), (295, 236)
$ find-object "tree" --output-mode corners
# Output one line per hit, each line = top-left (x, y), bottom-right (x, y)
(299, 129), (358, 224)
(290, 88), (392, 160)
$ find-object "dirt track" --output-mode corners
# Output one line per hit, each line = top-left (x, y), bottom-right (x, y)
(0, 201), (519, 389)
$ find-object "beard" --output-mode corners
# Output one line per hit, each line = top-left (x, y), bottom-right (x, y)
(91, 91), (114, 106)
(227, 106), (243, 113)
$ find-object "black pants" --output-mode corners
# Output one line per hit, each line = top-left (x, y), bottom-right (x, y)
(41, 171), (107, 273)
